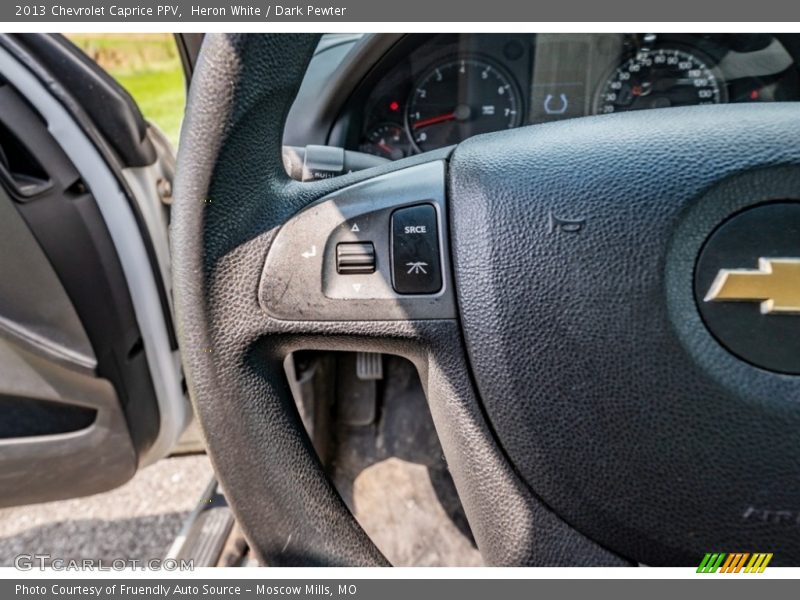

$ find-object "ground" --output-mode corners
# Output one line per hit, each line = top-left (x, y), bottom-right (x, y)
(0, 454), (481, 567)
(0, 455), (212, 566)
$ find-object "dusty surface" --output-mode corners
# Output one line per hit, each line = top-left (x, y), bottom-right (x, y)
(0, 454), (213, 565)
(0, 452), (481, 567)
(353, 458), (483, 567)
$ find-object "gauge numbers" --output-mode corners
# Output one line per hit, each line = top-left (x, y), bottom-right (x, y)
(407, 58), (523, 152)
(595, 48), (727, 115)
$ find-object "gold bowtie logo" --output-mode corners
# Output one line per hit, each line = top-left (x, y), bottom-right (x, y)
(705, 258), (800, 314)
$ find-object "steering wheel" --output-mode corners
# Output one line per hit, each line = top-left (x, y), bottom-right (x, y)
(172, 34), (800, 566)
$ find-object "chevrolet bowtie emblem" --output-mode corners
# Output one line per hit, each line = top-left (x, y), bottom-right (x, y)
(705, 258), (800, 314)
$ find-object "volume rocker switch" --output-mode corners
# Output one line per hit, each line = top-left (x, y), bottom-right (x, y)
(336, 242), (376, 274)
(391, 204), (442, 294)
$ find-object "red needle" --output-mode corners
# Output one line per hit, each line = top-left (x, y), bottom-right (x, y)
(412, 112), (456, 130)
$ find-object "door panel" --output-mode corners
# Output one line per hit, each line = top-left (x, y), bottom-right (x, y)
(0, 339), (136, 507)
(0, 34), (185, 505)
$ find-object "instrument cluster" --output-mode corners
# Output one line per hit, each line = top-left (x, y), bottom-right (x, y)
(344, 33), (800, 159)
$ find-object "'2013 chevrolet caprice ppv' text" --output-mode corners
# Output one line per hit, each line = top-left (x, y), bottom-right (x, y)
(15, 4), (348, 18)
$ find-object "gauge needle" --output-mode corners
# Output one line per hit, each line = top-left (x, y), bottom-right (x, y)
(412, 111), (456, 130)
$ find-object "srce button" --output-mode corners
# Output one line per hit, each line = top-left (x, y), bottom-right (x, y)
(391, 204), (442, 294)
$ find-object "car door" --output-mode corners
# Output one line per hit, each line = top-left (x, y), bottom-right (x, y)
(0, 33), (189, 506)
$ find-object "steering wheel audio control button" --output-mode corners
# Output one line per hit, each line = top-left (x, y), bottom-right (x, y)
(336, 242), (376, 274)
(391, 204), (442, 294)
(259, 160), (455, 319)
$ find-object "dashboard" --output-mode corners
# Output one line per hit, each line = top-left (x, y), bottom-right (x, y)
(329, 34), (800, 159)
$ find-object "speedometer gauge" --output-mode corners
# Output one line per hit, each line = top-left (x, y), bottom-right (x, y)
(595, 48), (727, 115)
(407, 58), (523, 153)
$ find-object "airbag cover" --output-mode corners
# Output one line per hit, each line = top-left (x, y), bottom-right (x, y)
(449, 104), (800, 565)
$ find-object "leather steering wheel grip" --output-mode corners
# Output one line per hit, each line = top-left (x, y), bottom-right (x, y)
(171, 33), (388, 566)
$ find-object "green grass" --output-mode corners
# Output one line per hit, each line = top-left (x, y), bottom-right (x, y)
(114, 67), (185, 147)
(66, 34), (186, 148)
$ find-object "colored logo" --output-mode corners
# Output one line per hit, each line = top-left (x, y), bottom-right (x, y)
(697, 553), (773, 573)
(704, 258), (800, 314)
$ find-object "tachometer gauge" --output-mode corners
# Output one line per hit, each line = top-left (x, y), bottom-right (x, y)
(595, 48), (727, 115)
(359, 123), (412, 160)
(406, 58), (523, 153)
